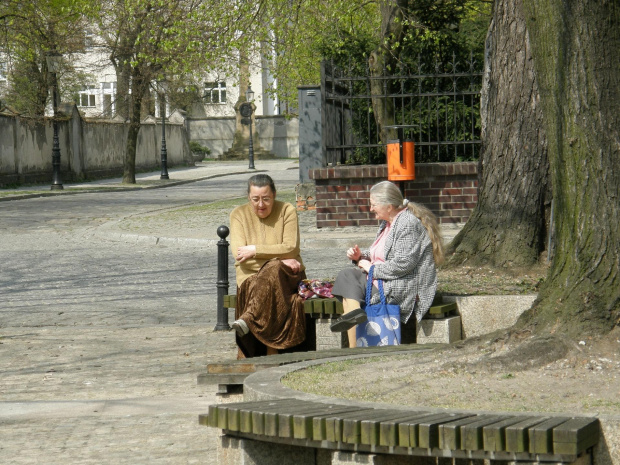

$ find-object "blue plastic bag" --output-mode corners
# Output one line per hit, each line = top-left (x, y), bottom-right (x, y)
(356, 265), (401, 347)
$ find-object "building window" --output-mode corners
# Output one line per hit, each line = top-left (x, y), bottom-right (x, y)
(101, 81), (116, 117)
(79, 85), (97, 107)
(204, 81), (226, 104)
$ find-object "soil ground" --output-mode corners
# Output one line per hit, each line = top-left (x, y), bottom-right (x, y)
(284, 265), (620, 417)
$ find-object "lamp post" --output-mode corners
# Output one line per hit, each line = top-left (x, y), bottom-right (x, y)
(243, 86), (256, 169)
(159, 82), (169, 180)
(46, 52), (63, 190)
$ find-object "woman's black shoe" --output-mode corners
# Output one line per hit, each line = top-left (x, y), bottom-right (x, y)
(330, 308), (367, 332)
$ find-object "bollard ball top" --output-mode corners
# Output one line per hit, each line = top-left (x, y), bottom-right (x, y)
(217, 225), (230, 239)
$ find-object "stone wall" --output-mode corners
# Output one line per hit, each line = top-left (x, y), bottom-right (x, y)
(185, 115), (299, 159)
(0, 106), (193, 186)
(308, 162), (478, 228)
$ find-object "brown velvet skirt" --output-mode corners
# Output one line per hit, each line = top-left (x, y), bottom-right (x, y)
(235, 259), (308, 359)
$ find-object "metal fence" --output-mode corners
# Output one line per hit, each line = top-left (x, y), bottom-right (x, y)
(321, 55), (483, 165)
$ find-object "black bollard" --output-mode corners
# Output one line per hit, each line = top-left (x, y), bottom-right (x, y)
(214, 225), (231, 331)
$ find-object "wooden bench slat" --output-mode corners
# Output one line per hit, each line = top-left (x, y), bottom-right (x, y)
(206, 363), (256, 374)
(398, 412), (453, 448)
(252, 399), (312, 436)
(378, 412), (432, 447)
(505, 417), (550, 452)
(341, 410), (399, 444)
(278, 404), (338, 438)
(553, 417), (600, 455)
(483, 416), (531, 452)
(461, 416), (506, 450)
(321, 409), (377, 443)
(241, 400), (302, 434)
(418, 413), (475, 449)
(223, 400), (291, 432)
(427, 302), (457, 315)
(293, 405), (361, 440)
(439, 415), (489, 450)
(224, 294), (237, 308)
(361, 411), (429, 446)
(529, 417), (572, 454)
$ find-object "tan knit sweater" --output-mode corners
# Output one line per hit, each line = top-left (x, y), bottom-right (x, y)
(230, 200), (305, 286)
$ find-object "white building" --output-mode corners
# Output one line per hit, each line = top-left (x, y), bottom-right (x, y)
(70, 35), (280, 120)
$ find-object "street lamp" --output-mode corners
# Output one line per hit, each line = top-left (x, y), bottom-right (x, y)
(46, 52), (63, 190)
(159, 82), (169, 180)
(244, 86), (255, 169)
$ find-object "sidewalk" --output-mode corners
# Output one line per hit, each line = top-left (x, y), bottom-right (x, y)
(0, 160), (297, 201)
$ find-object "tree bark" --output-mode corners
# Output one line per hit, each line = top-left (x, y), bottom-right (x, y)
(448, 0), (550, 267)
(123, 69), (145, 184)
(517, 0), (620, 336)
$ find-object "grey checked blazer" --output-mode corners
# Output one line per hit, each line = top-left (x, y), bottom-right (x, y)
(361, 210), (437, 323)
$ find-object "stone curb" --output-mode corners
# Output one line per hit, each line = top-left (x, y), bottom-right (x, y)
(93, 230), (379, 248)
(241, 348), (436, 408)
(0, 169), (265, 203)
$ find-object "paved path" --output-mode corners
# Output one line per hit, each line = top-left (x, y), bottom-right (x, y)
(0, 161), (379, 464)
(0, 160), (461, 464)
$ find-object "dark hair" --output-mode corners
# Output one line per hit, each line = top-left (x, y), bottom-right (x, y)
(247, 174), (276, 195)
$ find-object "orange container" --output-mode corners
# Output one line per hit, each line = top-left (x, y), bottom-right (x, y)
(387, 139), (415, 181)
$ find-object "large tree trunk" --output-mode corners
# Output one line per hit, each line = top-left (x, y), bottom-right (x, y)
(516, 0), (620, 336)
(448, 0), (549, 267)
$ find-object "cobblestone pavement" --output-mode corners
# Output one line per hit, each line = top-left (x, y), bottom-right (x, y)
(0, 161), (381, 464)
(1, 160), (462, 464)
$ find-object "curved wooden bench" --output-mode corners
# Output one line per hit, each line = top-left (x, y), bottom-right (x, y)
(200, 398), (599, 463)
(222, 294), (458, 320)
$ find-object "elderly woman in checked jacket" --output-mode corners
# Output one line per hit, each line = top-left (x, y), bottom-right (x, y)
(330, 181), (445, 347)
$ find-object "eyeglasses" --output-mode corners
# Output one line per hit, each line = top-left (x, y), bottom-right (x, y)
(250, 196), (273, 205)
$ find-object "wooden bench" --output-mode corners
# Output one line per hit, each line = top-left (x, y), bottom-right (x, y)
(223, 294), (458, 320)
(224, 293), (461, 348)
(200, 397), (600, 463)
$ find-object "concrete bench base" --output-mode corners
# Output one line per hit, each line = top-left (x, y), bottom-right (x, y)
(417, 315), (462, 344)
(216, 435), (593, 465)
(315, 318), (347, 351)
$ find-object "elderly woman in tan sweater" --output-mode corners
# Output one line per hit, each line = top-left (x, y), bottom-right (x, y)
(229, 174), (309, 358)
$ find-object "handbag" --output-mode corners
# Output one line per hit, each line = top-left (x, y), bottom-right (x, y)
(356, 265), (401, 347)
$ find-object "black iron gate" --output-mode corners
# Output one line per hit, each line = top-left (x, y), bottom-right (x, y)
(321, 55), (483, 165)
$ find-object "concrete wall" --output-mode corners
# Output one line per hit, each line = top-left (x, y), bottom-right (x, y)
(186, 115), (299, 159)
(0, 107), (193, 186)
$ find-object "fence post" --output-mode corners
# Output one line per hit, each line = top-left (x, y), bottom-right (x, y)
(214, 225), (230, 331)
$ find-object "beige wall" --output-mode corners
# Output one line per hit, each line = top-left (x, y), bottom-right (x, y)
(0, 106), (193, 186)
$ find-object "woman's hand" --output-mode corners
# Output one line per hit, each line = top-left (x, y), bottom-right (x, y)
(236, 245), (256, 263)
(357, 259), (372, 273)
(346, 245), (362, 262)
(281, 258), (301, 274)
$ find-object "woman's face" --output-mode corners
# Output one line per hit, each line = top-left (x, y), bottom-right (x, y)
(369, 196), (393, 222)
(248, 185), (275, 219)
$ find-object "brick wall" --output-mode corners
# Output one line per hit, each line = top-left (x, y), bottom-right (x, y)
(307, 162), (478, 228)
